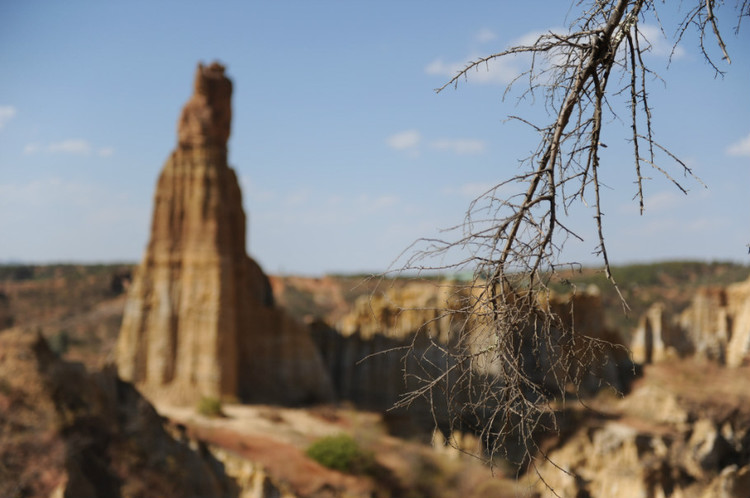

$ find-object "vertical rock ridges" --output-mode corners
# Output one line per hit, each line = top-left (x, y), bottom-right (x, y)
(116, 62), (333, 405)
(631, 275), (750, 367)
(316, 282), (634, 421)
(630, 303), (694, 364)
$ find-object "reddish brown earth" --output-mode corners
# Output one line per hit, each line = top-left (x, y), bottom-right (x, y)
(157, 402), (534, 498)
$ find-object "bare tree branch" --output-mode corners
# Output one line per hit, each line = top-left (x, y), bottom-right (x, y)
(391, 0), (745, 473)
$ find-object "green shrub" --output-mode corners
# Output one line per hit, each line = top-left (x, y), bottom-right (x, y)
(48, 330), (70, 356)
(196, 396), (224, 417)
(306, 434), (373, 473)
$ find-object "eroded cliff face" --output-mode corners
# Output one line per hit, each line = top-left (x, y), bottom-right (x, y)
(0, 329), (240, 498)
(311, 281), (634, 439)
(631, 275), (750, 367)
(116, 62), (333, 405)
(336, 280), (471, 342)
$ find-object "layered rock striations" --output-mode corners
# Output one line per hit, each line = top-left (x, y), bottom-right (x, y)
(117, 62), (333, 405)
(631, 275), (750, 367)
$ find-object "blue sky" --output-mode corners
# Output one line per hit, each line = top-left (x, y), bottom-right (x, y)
(1, 1), (748, 275)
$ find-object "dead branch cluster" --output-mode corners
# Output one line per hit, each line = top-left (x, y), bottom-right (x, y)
(394, 0), (747, 471)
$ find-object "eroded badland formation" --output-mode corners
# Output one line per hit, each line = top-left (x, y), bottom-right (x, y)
(632, 277), (750, 367)
(116, 62), (333, 406)
(2, 62), (750, 497)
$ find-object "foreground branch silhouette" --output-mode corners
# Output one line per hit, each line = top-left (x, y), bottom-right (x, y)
(392, 0), (748, 476)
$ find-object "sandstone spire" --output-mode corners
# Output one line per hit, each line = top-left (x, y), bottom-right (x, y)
(116, 62), (333, 405)
(178, 62), (232, 150)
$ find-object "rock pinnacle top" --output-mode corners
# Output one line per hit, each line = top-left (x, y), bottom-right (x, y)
(177, 61), (233, 150)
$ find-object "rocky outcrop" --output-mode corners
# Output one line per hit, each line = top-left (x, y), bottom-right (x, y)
(177, 63), (232, 150)
(310, 318), (447, 436)
(311, 281), (635, 439)
(530, 361), (750, 497)
(631, 275), (750, 367)
(116, 62), (333, 405)
(630, 303), (694, 363)
(679, 286), (733, 362)
(208, 447), (294, 498)
(308, 281), (476, 436)
(723, 277), (750, 367)
(0, 328), (239, 498)
(336, 280), (470, 342)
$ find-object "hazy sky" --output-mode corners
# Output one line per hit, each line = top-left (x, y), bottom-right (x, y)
(1, 1), (748, 275)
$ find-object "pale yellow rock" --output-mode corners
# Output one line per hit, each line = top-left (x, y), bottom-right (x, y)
(725, 277), (750, 367)
(337, 281), (470, 342)
(631, 303), (686, 364)
(701, 464), (750, 498)
(210, 446), (294, 498)
(631, 275), (750, 367)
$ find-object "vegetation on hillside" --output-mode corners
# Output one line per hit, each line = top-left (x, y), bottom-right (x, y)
(196, 396), (225, 418)
(2, 260), (747, 365)
(0, 263), (134, 367)
(0, 263), (134, 283)
(305, 434), (374, 474)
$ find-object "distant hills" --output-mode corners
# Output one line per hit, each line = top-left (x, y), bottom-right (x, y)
(2, 259), (748, 350)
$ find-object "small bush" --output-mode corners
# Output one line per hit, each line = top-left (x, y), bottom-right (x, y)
(48, 330), (70, 356)
(306, 434), (373, 474)
(196, 396), (224, 417)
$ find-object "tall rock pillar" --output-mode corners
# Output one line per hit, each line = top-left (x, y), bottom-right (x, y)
(117, 62), (333, 405)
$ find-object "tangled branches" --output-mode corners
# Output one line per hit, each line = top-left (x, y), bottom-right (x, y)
(395, 0), (747, 473)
